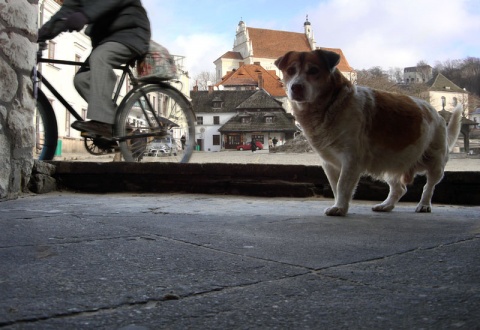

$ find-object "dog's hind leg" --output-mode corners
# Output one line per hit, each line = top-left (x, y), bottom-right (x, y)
(415, 166), (444, 213)
(372, 176), (407, 212)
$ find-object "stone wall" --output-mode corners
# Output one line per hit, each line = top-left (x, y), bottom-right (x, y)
(0, 0), (37, 200)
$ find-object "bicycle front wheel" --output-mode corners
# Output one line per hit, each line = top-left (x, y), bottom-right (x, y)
(115, 84), (195, 163)
(35, 89), (58, 160)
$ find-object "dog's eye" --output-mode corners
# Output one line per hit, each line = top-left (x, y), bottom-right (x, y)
(286, 67), (296, 76)
(307, 67), (320, 75)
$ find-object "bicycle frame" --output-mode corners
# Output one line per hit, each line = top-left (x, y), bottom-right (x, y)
(34, 56), (184, 143)
(34, 57), (135, 124)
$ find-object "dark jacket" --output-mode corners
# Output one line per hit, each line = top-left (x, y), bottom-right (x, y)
(41, 0), (151, 56)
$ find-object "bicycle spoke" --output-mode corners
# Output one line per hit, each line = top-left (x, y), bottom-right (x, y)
(115, 84), (195, 163)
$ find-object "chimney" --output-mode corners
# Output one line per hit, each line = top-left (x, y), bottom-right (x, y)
(208, 85), (214, 94)
(193, 85), (199, 92)
(239, 62), (244, 68)
(258, 73), (264, 90)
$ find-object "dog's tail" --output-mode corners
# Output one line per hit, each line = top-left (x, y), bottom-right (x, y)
(447, 103), (463, 152)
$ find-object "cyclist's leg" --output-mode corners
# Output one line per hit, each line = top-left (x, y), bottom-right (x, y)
(73, 42), (135, 125)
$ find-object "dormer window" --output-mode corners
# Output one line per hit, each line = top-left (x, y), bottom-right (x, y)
(212, 97), (223, 109)
(241, 117), (251, 124)
(264, 113), (275, 123)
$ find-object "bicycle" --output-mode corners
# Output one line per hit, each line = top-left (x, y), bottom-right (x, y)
(33, 43), (196, 163)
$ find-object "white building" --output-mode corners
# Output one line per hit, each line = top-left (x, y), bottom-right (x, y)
(425, 73), (468, 113)
(404, 65), (433, 84)
(38, 0), (91, 154)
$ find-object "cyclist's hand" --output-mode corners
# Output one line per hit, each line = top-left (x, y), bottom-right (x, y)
(38, 41), (48, 51)
(64, 12), (88, 32)
(37, 26), (50, 42)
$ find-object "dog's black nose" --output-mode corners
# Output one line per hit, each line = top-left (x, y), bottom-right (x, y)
(291, 83), (304, 100)
(291, 83), (303, 94)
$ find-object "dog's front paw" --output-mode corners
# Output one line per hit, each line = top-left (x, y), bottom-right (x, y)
(372, 203), (395, 212)
(415, 204), (432, 213)
(325, 206), (347, 216)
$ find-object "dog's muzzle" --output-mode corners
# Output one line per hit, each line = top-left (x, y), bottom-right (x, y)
(290, 83), (306, 102)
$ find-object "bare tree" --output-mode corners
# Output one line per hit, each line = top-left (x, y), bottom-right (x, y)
(386, 67), (404, 84)
(193, 71), (216, 91)
(357, 67), (398, 91)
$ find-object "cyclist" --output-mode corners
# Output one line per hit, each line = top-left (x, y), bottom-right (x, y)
(38, 0), (151, 138)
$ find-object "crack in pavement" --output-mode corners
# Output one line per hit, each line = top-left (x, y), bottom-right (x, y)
(1, 233), (477, 327)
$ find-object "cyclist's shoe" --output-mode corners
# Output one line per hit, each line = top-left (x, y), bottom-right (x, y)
(72, 120), (113, 138)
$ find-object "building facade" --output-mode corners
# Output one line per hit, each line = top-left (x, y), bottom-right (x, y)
(425, 73), (468, 113)
(38, 0), (91, 154)
(214, 19), (356, 84)
(404, 65), (433, 84)
(191, 90), (298, 152)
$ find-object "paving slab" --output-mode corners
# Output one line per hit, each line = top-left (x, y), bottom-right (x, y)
(0, 193), (479, 329)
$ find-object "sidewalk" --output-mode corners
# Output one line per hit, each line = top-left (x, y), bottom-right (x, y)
(1, 192), (479, 329)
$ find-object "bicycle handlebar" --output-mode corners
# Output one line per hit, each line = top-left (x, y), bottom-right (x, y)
(37, 42), (48, 60)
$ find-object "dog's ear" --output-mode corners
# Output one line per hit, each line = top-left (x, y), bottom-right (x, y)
(315, 49), (340, 73)
(274, 51), (293, 70)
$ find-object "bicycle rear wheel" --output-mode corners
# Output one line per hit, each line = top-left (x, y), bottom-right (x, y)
(35, 90), (58, 160)
(115, 83), (195, 163)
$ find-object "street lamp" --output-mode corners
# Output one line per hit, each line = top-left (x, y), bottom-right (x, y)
(441, 96), (446, 110)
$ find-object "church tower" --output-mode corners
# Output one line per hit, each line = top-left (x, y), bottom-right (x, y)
(233, 19), (253, 60)
(304, 15), (316, 50)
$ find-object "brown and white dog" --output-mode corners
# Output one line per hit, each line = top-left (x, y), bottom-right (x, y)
(275, 50), (462, 216)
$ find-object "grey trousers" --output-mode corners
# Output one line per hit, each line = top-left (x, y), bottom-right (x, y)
(74, 42), (136, 124)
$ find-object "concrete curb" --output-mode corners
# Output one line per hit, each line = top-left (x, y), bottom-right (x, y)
(49, 161), (480, 205)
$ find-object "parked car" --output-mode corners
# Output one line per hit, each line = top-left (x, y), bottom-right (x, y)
(236, 141), (263, 151)
(146, 137), (178, 156)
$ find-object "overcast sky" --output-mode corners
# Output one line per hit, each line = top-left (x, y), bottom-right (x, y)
(142, 0), (480, 77)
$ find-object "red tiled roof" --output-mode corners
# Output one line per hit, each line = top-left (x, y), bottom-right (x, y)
(216, 64), (286, 97)
(247, 27), (312, 58)
(320, 47), (354, 72)
(216, 26), (354, 75)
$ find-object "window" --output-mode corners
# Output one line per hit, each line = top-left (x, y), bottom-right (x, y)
(265, 116), (273, 123)
(197, 116), (203, 125)
(241, 117), (251, 124)
(213, 135), (220, 146)
(214, 116), (220, 125)
(82, 108), (87, 120)
(48, 41), (56, 59)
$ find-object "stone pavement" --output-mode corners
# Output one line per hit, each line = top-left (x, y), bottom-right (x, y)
(0, 192), (479, 329)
